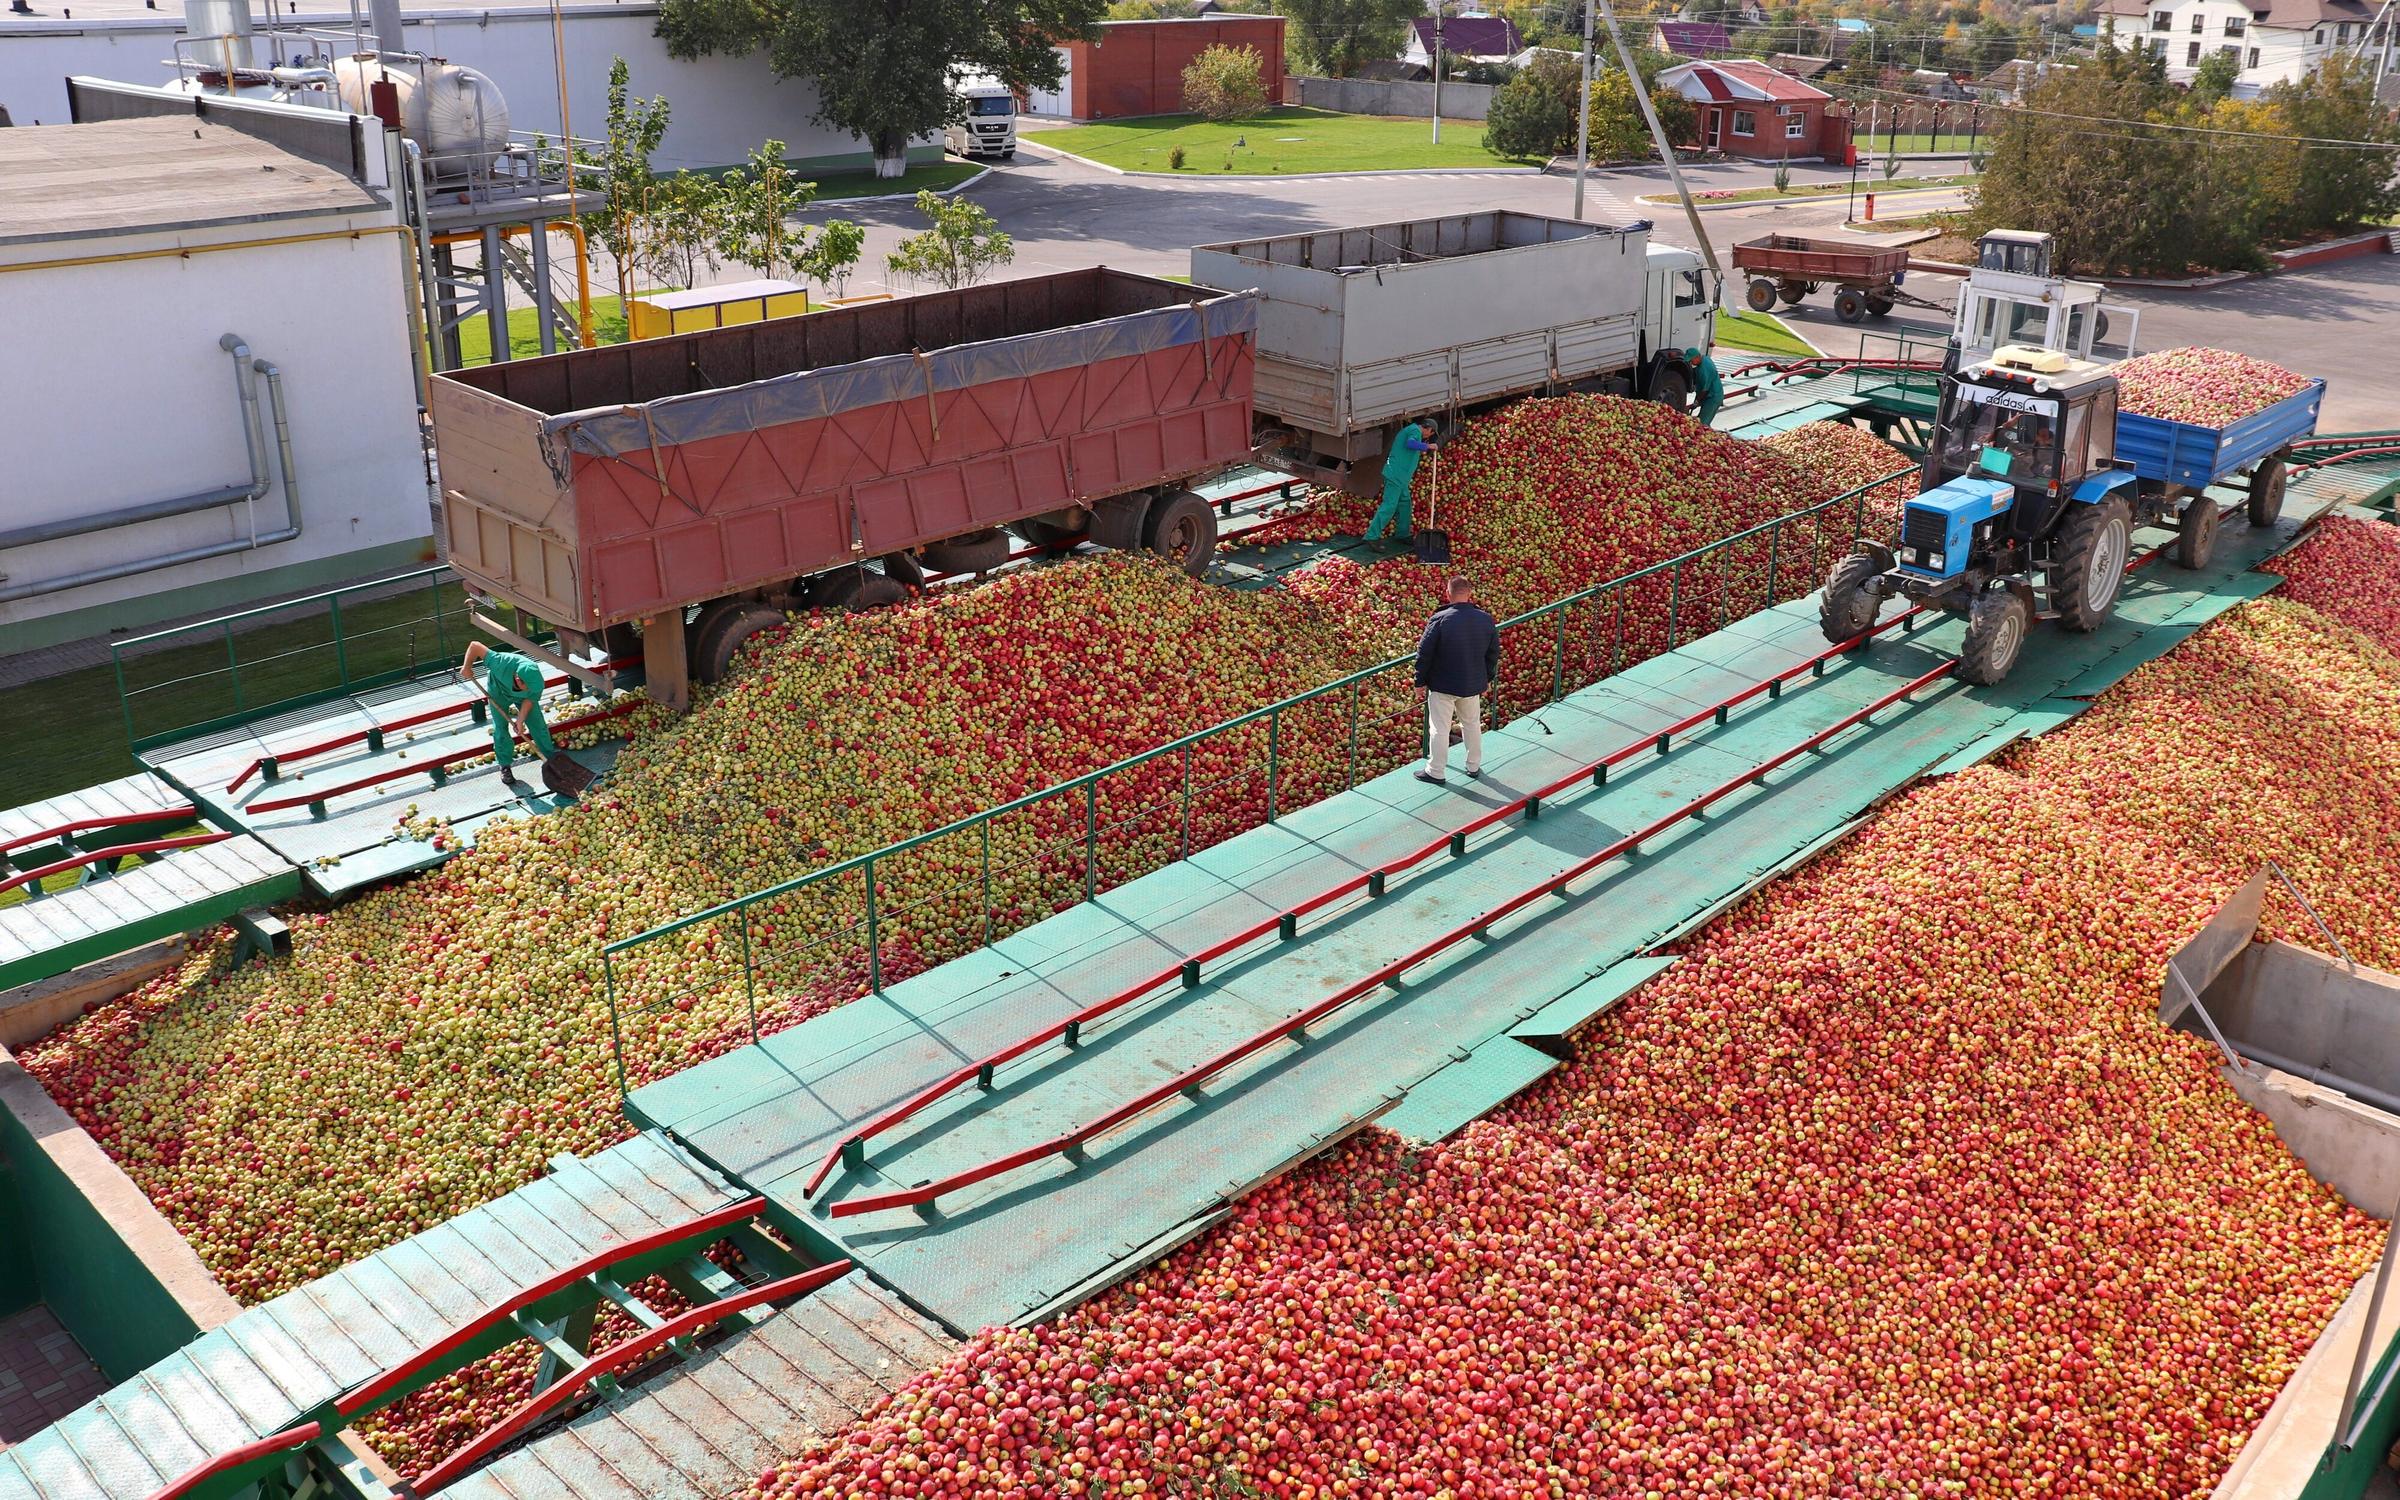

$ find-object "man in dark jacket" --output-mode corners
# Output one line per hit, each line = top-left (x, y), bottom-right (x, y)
(1414, 577), (1500, 784)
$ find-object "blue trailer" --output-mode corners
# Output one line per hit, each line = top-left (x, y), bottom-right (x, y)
(1817, 348), (2323, 686)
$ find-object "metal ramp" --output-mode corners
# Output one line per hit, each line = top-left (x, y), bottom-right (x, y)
(0, 834), (296, 995)
(441, 1272), (954, 1500)
(631, 480), (2339, 1339)
(0, 1131), (748, 1500)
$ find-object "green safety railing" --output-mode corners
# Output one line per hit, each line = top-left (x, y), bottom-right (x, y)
(598, 467), (1912, 1094)
(111, 567), (516, 754)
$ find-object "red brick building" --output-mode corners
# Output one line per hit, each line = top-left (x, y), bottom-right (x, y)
(1026, 16), (1288, 121)
(1654, 59), (1838, 161)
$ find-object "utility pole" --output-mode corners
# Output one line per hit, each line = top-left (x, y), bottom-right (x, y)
(1432, 5), (1445, 145)
(1573, 0), (1598, 219)
(1592, 0), (1722, 286)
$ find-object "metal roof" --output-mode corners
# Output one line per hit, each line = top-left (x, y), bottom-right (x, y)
(0, 117), (379, 246)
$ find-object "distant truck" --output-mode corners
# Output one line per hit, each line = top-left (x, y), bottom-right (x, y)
(945, 74), (1018, 161)
(1820, 344), (2324, 684)
(1191, 212), (1716, 492)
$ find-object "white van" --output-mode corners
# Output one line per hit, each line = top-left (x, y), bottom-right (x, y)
(947, 75), (1018, 161)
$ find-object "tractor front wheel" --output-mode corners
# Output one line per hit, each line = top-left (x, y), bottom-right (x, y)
(1819, 551), (1883, 645)
(2174, 497), (2220, 571)
(1958, 588), (2032, 686)
(2051, 496), (2132, 632)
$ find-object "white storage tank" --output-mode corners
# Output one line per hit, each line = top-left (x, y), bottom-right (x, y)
(334, 56), (510, 177)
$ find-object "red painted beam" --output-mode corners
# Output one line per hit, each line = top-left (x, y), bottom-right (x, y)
(0, 807), (200, 857)
(0, 832), (233, 899)
(143, 1422), (327, 1500)
(240, 701), (640, 816)
(413, 1259), (854, 1495)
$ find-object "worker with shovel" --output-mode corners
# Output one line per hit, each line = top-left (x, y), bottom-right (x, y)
(1689, 347), (1726, 427)
(1365, 416), (1436, 547)
(459, 640), (557, 790)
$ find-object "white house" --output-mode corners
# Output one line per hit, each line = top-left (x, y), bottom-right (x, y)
(2097, 0), (2397, 90)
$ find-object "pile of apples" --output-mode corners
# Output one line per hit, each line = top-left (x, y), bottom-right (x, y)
(2264, 513), (2400, 655)
(2112, 347), (2313, 426)
(747, 521), (2400, 1500)
(20, 396), (1842, 1313)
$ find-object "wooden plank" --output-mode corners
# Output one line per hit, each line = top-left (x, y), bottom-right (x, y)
(340, 1253), (454, 1342)
(91, 1383), (212, 1483)
(257, 1284), (385, 1393)
(564, 1147), (687, 1234)
(176, 1331), (296, 1434)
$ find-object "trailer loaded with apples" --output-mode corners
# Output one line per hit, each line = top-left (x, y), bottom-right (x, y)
(1818, 344), (2325, 684)
(429, 213), (1718, 709)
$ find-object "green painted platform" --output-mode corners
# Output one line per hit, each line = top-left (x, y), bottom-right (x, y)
(632, 482), (2334, 1340)
(0, 775), (195, 869)
(441, 1271), (956, 1500)
(0, 835), (298, 997)
(0, 1131), (744, 1500)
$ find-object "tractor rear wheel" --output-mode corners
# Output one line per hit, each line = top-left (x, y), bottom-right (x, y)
(1833, 288), (1869, 323)
(2174, 497), (2220, 571)
(2248, 454), (2288, 527)
(1958, 588), (2032, 686)
(1746, 278), (1777, 312)
(691, 603), (788, 685)
(1142, 490), (1219, 577)
(2051, 496), (2132, 632)
(1819, 551), (1883, 645)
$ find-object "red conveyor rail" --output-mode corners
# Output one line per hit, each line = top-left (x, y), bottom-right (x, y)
(141, 1194), (776, 1500)
(802, 600), (1941, 1204)
(0, 807), (202, 858)
(0, 832), (234, 900)
(223, 656), (642, 797)
(239, 700), (643, 816)
(412, 1258), (855, 1495)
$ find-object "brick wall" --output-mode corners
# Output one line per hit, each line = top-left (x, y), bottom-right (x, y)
(1065, 16), (1288, 121)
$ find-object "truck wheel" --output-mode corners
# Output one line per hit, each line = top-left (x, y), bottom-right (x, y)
(692, 603), (788, 685)
(2174, 498), (2220, 571)
(2051, 496), (2132, 632)
(1013, 516), (1088, 549)
(1958, 588), (2031, 686)
(805, 567), (867, 611)
(1649, 362), (1692, 412)
(850, 571), (910, 612)
(2248, 455), (2288, 527)
(1819, 551), (1883, 645)
(1833, 289), (1868, 324)
(879, 551), (926, 590)
(921, 529), (1012, 575)
(1142, 490), (1219, 577)
(1865, 295), (1894, 319)
(1745, 278), (1776, 312)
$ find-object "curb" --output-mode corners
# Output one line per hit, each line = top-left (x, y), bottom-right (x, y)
(1641, 183), (1973, 213)
(1015, 137), (1541, 180)
(800, 164), (994, 208)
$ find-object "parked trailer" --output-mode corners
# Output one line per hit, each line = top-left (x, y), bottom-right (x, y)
(1731, 234), (1939, 324)
(2116, 378), (2326, 507)
(1190, 212), (1716, 493)
(431, 269), (1257, 708)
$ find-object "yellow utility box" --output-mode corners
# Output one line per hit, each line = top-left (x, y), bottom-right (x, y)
(629, 279), (808, 339)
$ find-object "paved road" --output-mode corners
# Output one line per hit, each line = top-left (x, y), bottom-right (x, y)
(774, 149), (2395, 432)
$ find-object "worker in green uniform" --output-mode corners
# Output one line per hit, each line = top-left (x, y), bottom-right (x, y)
(1688, 347), (1726, 427)
(460, 640), (556, 788)
(1365, 416), (1435, 545)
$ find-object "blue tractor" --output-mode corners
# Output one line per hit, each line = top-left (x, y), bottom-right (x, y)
(1819, 344), (2322, 685)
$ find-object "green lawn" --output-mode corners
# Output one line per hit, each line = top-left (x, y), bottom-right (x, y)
(1034, 107), (1520, 174)
(452, 294), (631, 367)
(813, 160), (985, 198)
(1715, 310), (1817, 358)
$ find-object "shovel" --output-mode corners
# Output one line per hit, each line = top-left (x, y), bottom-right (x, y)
(1412, 446), (1451, 565)
(540, 754), (598, 800)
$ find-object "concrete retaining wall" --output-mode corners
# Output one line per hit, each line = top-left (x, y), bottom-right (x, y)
(1292, 74), (1493, 122)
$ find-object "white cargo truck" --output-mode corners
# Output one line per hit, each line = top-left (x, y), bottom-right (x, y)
(945, 74), (1019, 161)
(1190, 212), (1716, 493)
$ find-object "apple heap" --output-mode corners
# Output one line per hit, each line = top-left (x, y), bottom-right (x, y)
(2263, 514), (2400, 656)
(2111, 347), (2313, 426)
(743, 531), (2400, 1500)
(1758, 421), (1916, 535)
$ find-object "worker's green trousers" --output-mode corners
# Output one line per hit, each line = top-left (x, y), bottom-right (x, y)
(1365, 476), (1414, 541)
(491, 702), (557, 768)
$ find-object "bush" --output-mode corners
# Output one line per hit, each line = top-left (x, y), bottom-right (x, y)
(1183, 43), (1268, 121)
(1484, 53), (1580, 160)
(1169, 145), (1187, 170)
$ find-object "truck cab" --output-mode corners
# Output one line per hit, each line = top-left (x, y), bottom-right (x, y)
(1951, 229), (2133, 365)
(946, 75), (1019, 161)
(1642, 243), (1716, 377)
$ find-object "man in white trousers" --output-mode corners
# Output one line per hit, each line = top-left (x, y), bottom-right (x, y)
(1413, 576), (1501, 785)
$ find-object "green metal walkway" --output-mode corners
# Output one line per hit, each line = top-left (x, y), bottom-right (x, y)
(631, 482), (2337, 1339)
(0, 1131), (746, 1500)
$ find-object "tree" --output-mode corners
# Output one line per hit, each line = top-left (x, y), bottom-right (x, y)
(797, 219), (866, 301)
(2189, 47), (2240, 106)
(643, 170), (727, 289)
(1273, 0), (1421, 77)
(2265, 54), (2400, 235)
(1484, 51), (1581, 160)
(593, 58), (671, 309)
(1183, 42), (1270, 119)
(1585, 57), (1696, 163)
(716, 140), (819, 282)
(656, 0), (1103, 179)
(887, 190), (1015, 290)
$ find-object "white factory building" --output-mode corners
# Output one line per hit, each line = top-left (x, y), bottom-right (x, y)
(0, 112), (431, 656)
(2097, 0), (2397, 91)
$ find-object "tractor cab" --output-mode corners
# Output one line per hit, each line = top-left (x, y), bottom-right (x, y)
(1898, 346), (2121, 578)
(1951, 229), (2135, 365)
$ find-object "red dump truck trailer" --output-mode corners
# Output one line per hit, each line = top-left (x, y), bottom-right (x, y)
(430, 269), (1258, 706)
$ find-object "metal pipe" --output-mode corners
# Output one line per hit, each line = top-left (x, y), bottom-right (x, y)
(0, 485), (258, 551)
(0, 338), (300, 605)
(2226, 1038), (2400, 1120)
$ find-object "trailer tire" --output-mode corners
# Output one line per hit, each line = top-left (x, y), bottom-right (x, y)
(1833, 288), (1869, 324)
(1648, 361), (1692, 412)
(1958, 587), (2032, 686)
(850, 571), (910, 612)
(2247, 454), (2287, 527)
(692, 603), (789, 685)
(921, 529), (1012, 575)
(2051, 496), (2132, 632)
(2174, 497), (2220, 571)
(1778, 283), (1808, 307)
(1013, 515), (1088, 549)
(1142, 489), (1219, 577)
(1745, 278), (1777, 312)
(1865, 295), (1894, 319)
(2093, 310), (2113, 347)
(805, 568), (867, 612)
(1819, 551), (1883, 646)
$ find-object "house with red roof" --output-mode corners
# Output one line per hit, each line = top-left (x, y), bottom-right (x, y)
(1654, 58), (1840, 160)
(1650, 19), (1732, 58)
